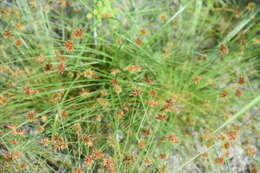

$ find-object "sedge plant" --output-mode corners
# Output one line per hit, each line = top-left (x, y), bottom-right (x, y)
(0, 0), (259, 172)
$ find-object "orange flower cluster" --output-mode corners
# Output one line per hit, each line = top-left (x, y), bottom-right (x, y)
(104, 12), (112, 18)
(72, 168), (84, 173)
(219, 44), (229, 54)
(2, 151), (21, 161)
(7, 124), (25, 136)
(159, 153), (167, 160)
(52, 135), (68, 150)
(85, 155), (94, 167)
(111, 69), (120, 75)
(123, 153), (137, 163)
(132, 89), (141, 96)
(238, 76), (246, 85)
(93, 150), (104, 160)
(82, 136), (93, 147)
(167, 134), (179, 144)
(57, 62), (65, 73)
(23, 87), (39, 96)
(227, 131), (237, 141)
(15, 40), (23, 46)
(127, 65), (142, 72)
(143, 129), (152, 136)
(73, 28), (84, 38)
(97, 98), (108, 106)
(139, 29), (148, 35)
(116, 110), (124, 119)
(135, 37), (143, 46)
(3, 30), (12, 38)
(163, 98), (174, 111)
(147, 99), (157, 108)
(60, 110), (68, 119)
(26, 111), (36, 121)
(44, 63), (52, 72)
(40, 138), (49, 147)
(215, 157), (225, 164)
(235, 89), (242, 97)
(144, 76), (153, 84)
(103, 158), (116, 173)
(0, 95), (8, 105)
(64, 40), (73, 52)
(111, 79), (119, 86)
(84, 151), (106, 169)
(156, 113), (167, 121)
(220, 90), (228, 97)
(138, 140), (145, 148)
(149, 89), (157, 97)
(194, 76), (201, 84)
(74, 123), (82, 135)
(84, 69), (97, 79)
(159, 14), (168, 22)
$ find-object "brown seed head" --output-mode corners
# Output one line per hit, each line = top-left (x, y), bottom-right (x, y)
(64, 40), (73, 52)
(138, 140), (145, 148)
(3, 30), (12, 38)
(139, 29), (148, 35)
(194, 76), (201, 84)
(127, 65), (142, 72)
(235, 89), (242, 97)
(72, 168), (84, 173)
(73, 28), (84, 38)
(167, 134), (179, 144)
(135, 37), (143, 46)
(82, 136), (93, 147)
(57, 62), (65, 73)
(238, 76), (246, 85)
(85, 155), (94, 167)
(220, 90), (228, 97)
(156, 114), (167, 121)
(26, 111), (35, 121)
(132, 89), (141, 96)
(60, 110), (68, 119)
(15, 40), (23, 46)
(40, 138), (49, 147)
(219, 44), (229, 54)
(215, 157), (225, 164)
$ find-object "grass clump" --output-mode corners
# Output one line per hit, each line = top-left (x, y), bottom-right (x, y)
(0, 0), (259, 172)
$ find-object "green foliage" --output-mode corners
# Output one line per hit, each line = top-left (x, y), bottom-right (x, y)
(0, 0), (259, 172)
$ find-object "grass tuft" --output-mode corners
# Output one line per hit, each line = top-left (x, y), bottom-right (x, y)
(0, 0), (259, 172)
